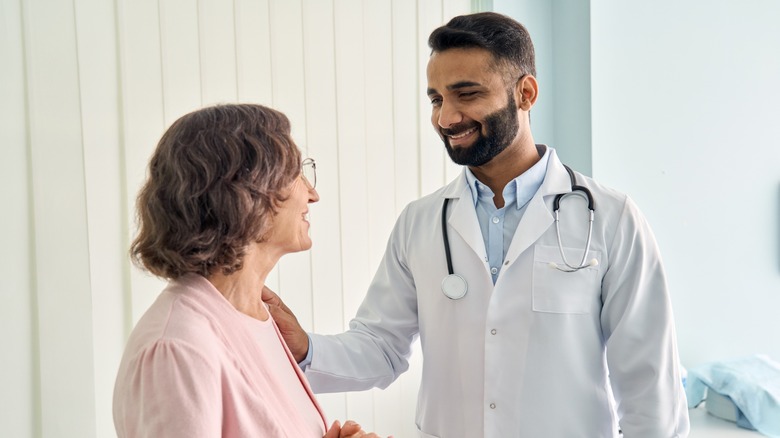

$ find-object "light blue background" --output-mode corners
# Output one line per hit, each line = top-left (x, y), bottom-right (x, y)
(496, 0), (780, 368)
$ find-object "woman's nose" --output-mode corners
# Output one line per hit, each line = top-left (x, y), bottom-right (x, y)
(308, 187), (320, 203)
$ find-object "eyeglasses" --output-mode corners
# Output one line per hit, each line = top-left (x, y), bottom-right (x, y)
(301, 158), (317, 189)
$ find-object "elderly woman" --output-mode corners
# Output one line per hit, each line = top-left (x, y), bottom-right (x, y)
(113, 104), (381, 438)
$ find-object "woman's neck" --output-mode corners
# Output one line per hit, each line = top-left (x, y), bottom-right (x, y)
(207, 243), (278, 321)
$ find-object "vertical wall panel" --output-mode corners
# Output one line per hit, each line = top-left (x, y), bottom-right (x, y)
(364, 2), (403, 435)
(333, 0), (375, 429)
(73, 0), (126, 436)
(333, 0), (368, 326)
(199, 0), (238, 104)
(159, 0), (202, 123)
(23, 0), (97, 435)
(268, 0), (307, 140)
(235, 0), (273, 104)
(301, 0), (347, 422)
(392, 0), (421, 213)
(364, 0), (397, 267)
(0, 0), (35, 436)
(116, 0), (168, 324)
(302, 0), (343, 334)
(417, 0), (445, 196)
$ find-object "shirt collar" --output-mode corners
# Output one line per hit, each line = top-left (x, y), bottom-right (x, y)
(464, 145), (551, 209)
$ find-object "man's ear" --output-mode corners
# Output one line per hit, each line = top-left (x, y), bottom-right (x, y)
(515, 75), (538, 111)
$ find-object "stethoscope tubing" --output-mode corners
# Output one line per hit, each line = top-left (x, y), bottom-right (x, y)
(442, 197), (454, 276)
(552, 165), (596, 272)
(440, 164), (597, 299)
(441, 198), (468, 299)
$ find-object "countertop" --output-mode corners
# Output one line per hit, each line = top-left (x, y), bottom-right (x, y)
(689, 405), (763, 437)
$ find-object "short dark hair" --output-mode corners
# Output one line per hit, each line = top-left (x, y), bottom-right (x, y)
(428, 12), (536, 81)
(130, 104), (302, 280)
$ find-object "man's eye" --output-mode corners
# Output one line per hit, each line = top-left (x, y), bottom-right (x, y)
(460, 92), (477, 98)
(430, 97), (442, 106)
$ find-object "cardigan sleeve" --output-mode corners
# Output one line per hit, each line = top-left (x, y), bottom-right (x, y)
(113, 338), (221, 438)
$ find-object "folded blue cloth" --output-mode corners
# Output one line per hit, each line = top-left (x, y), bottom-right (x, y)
(686, 354), (780, 437)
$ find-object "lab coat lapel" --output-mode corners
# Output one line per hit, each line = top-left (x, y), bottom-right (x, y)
(443, 172), (488, 263)
(505, 151), (572, 264)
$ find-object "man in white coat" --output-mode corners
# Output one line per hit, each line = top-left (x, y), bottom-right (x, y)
(265, 12), (689, 438)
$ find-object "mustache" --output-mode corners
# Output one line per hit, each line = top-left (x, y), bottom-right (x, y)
(441, 122), (480, 136)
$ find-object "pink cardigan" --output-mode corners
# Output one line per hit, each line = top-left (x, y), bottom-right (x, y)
(113, 274), (327, 437)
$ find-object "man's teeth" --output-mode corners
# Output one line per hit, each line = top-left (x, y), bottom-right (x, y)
(449, 127), (477, 139)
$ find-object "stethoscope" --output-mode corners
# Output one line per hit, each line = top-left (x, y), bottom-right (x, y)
(440, 165), (598, 300)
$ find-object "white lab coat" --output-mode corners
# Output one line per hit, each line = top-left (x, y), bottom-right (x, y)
(305, 148), (689, 438)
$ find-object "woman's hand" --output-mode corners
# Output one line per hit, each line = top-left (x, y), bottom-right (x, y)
(323, 420), (391, 438)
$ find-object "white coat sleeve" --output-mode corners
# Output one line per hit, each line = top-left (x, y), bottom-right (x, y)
(600, 197), (690, 437)
(304, 207), (419, 393)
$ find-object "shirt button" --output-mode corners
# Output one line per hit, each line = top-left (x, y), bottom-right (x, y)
(492, 217), (500, 224)
(490, 329), (497, 335)
(490, 267), (498, 274)
(490, 403), (496, 409)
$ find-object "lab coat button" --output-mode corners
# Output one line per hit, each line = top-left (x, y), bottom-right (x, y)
(490, 329), (497, 335)
(489, 403), (496, 409)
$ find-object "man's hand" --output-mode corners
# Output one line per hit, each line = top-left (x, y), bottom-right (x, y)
(323, 420), (390, 438)
(261, 285), (310, 362)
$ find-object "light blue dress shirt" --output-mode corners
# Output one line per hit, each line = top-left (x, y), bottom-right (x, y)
(464, 147), (550, 284)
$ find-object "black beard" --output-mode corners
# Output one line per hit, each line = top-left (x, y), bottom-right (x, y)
(442, 93), (519, 167)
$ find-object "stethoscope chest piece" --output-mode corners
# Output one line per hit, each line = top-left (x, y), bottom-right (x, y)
(441, 274), (468, 300)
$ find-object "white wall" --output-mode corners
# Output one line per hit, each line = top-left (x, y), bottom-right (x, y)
(0, 0), (471, 437)
(591, 0), (780, 368)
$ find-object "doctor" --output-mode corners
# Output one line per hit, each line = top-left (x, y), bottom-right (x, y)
(265, 12), (689, 438)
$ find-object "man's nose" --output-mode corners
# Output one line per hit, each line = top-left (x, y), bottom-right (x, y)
(437, 101), (463, 128)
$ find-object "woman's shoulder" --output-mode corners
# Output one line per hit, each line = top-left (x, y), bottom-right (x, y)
(122, 277), (236, 365)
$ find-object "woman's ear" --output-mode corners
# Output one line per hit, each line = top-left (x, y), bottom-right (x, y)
(515, 74), (539, 111)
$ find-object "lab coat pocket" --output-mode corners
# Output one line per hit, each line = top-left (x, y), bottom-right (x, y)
(532, 245), (601, 314)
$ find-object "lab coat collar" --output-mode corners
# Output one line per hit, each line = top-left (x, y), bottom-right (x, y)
(504, 148), (572, 264)
(439, 146), (572, 203)
(438, 147), (574, 266)
(441, 172), (488, 263)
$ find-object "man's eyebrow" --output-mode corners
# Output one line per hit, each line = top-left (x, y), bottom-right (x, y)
(447, 81), (482, 90)
(427, 81), (483, 96)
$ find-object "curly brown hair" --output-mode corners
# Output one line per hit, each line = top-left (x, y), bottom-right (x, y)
(130, 104), (302, 280)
